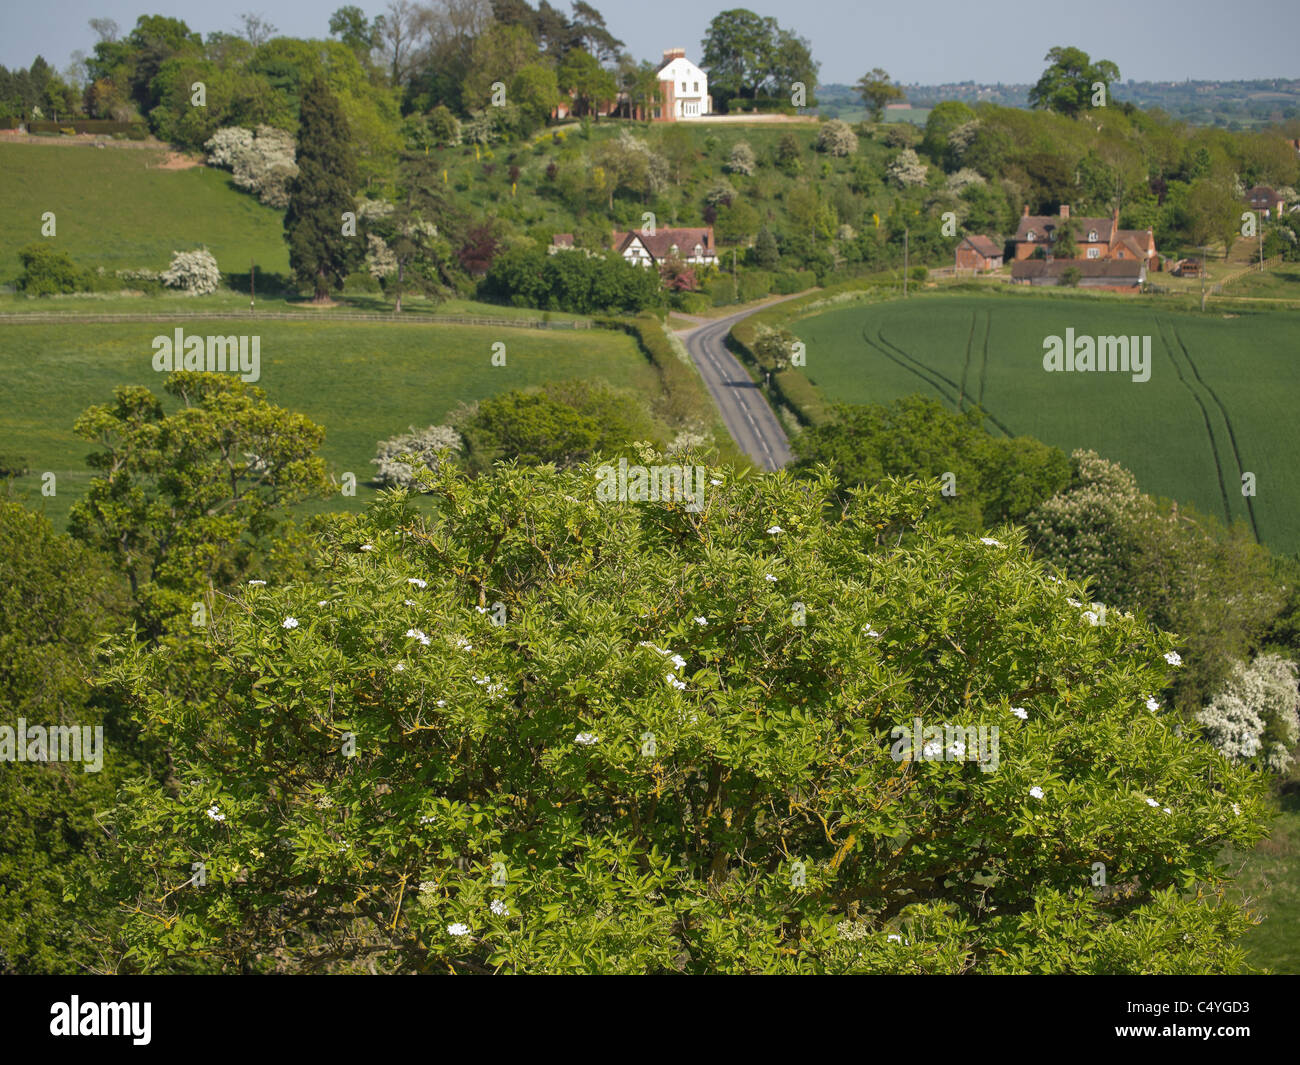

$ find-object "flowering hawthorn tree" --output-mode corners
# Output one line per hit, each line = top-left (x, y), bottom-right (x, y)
(91, 457), (1266, 973)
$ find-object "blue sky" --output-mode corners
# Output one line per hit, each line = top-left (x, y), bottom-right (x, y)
(5, 0), (1297, 86)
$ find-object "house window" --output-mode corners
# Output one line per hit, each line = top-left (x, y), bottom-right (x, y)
(670, 244), (679, 256)
(693, 82), (699, 92)
(1088, 230), (1097, 241)
(694, 244), (703, 257)
(1027, 230), (1035, 241)
(682, 82), (687, 92)
(1087, 248), (1100, 259)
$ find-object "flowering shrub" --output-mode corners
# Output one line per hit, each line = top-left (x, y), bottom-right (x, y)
(1196, 653), (1300, 772)
(160, 248), (221, 295)
(726, 141), (756, 175)
(92, 458), (1265, 973)
(204, 125), (298, 208)
(816, 119), (858, 157)
(371, 425), (463, 490)
(886, 148), (929, 188)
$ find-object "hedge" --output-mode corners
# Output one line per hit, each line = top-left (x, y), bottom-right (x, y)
(26, 119), (148, 136)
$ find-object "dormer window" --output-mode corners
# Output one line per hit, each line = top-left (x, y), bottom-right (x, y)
(1088, 230), (1098, 241)
(1027, 230), (1036, 241)
(670, 244), (679, 256)
(694, 244), (703, 257)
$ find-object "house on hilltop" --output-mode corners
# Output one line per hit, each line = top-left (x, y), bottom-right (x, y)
(611, 226), (718, 267)
(653, 49), (711, 121)
(1014, 205), (1159, 270)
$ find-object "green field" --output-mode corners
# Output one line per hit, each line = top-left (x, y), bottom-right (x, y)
(0, 142), (289, 280)
(0, 319), (658, 529)
(789, 293), (1300, 552)
(1231, 800), (1300, 973)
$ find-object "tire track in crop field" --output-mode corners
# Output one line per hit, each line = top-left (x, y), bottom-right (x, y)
(1172, 324), (1261, 542)
(958, 310), (977, 410)
(977, 308), (992, 409)
(861, 326), (961, 408)
(872, 323), (1015, 437)
(1155, 318), (1233, 524)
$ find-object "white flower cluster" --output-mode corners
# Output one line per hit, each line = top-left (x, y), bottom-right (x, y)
(1195, 653), (1300, 773)
(203, 125), (298, 208)
(816, 119), (858, 157)
(372, 424), (463, 491)
(161, 248), (221, 296)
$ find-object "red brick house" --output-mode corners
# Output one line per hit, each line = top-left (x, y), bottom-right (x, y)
(1245, 185), (1286, 219)
(611, 226), (718, 267)
(1014, 205), (1159, 270)
(954, 235), (1003, 271)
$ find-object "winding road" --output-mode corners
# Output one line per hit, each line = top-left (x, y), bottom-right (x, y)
(675, 299), (801, 471)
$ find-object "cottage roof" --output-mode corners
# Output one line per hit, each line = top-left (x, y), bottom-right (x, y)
(613, 227), (714, 261)
(962, 235), (1002, 258)
(1011, 259), (1144, 280)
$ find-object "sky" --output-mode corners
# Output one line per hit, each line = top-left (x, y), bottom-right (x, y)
(4, 0), (1298, 86)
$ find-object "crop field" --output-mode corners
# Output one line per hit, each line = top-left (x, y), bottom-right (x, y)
(0, 319), (657, 529)
(0, 142), (289, 280)
(789, 293), (1300, 552)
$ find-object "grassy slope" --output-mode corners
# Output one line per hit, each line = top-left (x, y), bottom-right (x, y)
(1230, 798), (1300, 974)
(0, 142), (289, 279)
(0, 319), (657, 530)
(788, 292), (1300, 552)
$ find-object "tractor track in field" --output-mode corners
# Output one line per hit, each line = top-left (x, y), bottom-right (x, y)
(958, 310), (977, 410)
(1171, 323), (1261, 542)
(977, 309), (991, 409)
(866, 322), (1014, 437)
(1155, 318), (1233, 525)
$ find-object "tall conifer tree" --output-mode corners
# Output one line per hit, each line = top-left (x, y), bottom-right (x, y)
(284, 76), (361, 301)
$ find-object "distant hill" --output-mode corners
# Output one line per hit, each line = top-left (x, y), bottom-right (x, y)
(817, 79), (1300, 129)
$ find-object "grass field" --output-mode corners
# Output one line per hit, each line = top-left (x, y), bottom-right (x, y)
(788, 292), (1300, 552)
(0, 142), (289, 280)
(0, 319), (658, 530)
(1230, 798), (1300, 973)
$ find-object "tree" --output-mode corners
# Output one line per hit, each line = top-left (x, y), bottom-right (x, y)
(375, 0), (419, 85)
(94, 459), (1268, 973)
(557, 47), (617, 117)
(792, 397), (1070, 533)
(68, 373), (332, 636)
(921, 100), (977, 168)
(816, 119), (857, 157)
(0, 503), (129, 973)
(700, 8), (775, 102)
(726, 140), (756, 175)
(1196, 654), (1300, 773)
(328, 6), (380, 57)
(886, 148), (928, 188)
(462, 22), (539, 112)
(1028, 46), (1120, 118)
(284, 76), (362, 302)
(855, 68), (903, 121)
(88, 17), (120, 43)
(238, 12), (278, 48)
(753, 226), (780, 269)
(16, 244), (85, 296)
(359, 158), (460, 312)
(1026, 450), (1285, 714)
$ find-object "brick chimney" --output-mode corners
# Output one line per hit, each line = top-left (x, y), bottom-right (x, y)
(1023, 204), (1030, 217)
(662, 48), (686, 65)
(1059, 204), (1070, 219)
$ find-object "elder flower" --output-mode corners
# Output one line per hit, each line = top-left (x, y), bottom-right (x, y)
(282, 617), (299, 630)
(1164, 651), (1183, 667)
(1029, 786), (1044, 799)
(1010, 707), (1028, 720)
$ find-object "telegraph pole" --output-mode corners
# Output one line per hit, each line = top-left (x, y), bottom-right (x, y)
(1200, 245), (1206, 312)
(250, 260), (256, 310)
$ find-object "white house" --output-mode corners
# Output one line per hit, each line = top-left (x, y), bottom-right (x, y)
(655, 49), (711, 121)
(610, 227), (718, 267)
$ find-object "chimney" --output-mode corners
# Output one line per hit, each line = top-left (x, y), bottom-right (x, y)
(662, 48), (686, 65)
(1023, 205), (1030, 217)
(1059, 204), (1070, 220)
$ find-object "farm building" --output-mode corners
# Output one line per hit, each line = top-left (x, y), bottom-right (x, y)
(955, 235), (1003, 271)
(1010, 258), (1146, 290)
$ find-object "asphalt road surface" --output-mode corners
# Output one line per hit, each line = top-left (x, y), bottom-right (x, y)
(677, 301), (799, 471)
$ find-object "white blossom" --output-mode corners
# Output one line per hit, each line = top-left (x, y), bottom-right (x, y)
(248, 579), (266, 586)
(694, 616), (708, 626)
(767, 525), (783, 535)
(407, 578), (428, 589)
(282, 617), (299, 630)
(666, 674), (687, 690)
(1010, 707), (1028, 720)
(1145, 697), (1160, 712)
(447, 923), (470, 937)
(490, 899), (509, 916)
(206, 804), (226, 822)
(1029, 786), (1044, 799)
(406, 628), (431, 645)
(1164, 651), (1182, 667)
(574, 732), (598, 746)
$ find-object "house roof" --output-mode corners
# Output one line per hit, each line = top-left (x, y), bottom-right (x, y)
(961, 235), (1002, 258)
(1015, 215), (1115, 243)
(1011, 259), (1145, 280)
(552, 233), (574, 248)
(613, 227), (715, 261)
